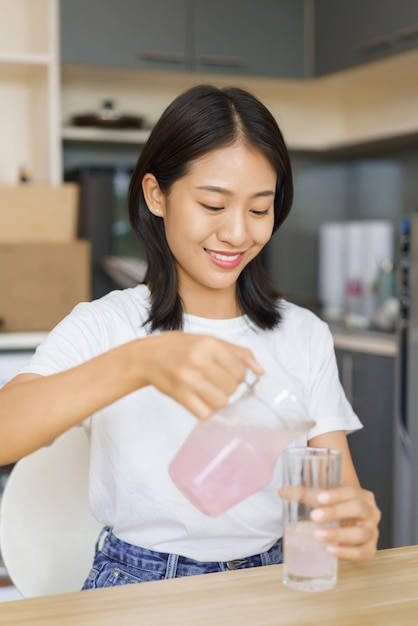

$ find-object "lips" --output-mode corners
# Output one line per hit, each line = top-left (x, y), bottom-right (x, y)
(205, 249), (245, 269)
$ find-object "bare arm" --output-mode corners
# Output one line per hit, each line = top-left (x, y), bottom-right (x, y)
(308, 430), (361, 488)
(0, 331), (263, 465)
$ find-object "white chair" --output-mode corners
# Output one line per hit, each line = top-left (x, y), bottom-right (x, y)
(0, 427), (102, 597)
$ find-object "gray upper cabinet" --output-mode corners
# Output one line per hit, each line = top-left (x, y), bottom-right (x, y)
(60, 0), (306, 78)
(315, 0), (418, 76)
(193, 0), (305, 78)
(61, 0), (189, 70)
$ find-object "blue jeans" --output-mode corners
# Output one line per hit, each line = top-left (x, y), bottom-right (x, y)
(82, 528), (283, 590)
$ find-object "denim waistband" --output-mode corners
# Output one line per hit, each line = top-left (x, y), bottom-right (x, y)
(98, 528), (282, 573)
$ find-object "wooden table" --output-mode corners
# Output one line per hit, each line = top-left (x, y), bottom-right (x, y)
(1, 545), (417, 625)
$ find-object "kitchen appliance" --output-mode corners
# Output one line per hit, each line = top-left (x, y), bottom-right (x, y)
(64, 165), (146, 299)
(393, 214), (418, 546)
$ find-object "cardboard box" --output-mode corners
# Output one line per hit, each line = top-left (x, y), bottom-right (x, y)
(0, 184), (79, 243)
(0, 241), (91, 332)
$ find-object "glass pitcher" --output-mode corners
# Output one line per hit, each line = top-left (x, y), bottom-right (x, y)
(168, 375), (315, 517)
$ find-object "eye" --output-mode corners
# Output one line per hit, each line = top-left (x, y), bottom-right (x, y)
(250, 209), (270, 216)
(201, 203), (224, 212)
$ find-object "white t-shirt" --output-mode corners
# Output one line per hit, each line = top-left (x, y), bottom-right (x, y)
(19, 285), (362, 561)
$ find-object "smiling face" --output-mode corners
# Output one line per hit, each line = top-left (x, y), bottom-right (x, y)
(143, 142), (276, 318)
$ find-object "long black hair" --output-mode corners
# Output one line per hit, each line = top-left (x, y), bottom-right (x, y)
(128, 84), (293, 332)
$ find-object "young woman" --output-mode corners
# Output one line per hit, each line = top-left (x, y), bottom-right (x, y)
(0, 85), (380, 588)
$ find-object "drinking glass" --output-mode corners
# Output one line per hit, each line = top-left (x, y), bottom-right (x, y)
(281, 447), (342, 592)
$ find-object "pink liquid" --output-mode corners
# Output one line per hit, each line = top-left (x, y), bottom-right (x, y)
(168, 420), (308, 517)
(283, 521), (337, 591)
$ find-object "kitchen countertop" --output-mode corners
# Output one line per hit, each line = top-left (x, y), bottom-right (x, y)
(283, 298), (398, 358)
(0, 545), (417, 625)
(0, 332), (48, 351)
(329, 324), (398, 357)
(0, 327), (398, 356)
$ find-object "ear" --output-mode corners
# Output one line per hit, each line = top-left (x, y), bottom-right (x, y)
(142, 173), (166, 217)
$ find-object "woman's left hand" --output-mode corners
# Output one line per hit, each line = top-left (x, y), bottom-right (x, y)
(279, 484), (381, 561)
(288, 431), (382, 561)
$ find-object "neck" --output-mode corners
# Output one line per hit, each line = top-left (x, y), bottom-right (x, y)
(180, 288), (242, 319)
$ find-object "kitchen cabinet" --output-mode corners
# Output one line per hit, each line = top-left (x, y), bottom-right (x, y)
(0, 0), (61, 184)
(315, 0), (418, 76)
(59, 0), (418, 154)
(335, 348), (395, 549)
(60, 0), (189, 71)
(60, 0), (306, 78)
(193, 0), (305, 78)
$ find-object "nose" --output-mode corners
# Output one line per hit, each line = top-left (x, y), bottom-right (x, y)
(217, 208), (249, 246)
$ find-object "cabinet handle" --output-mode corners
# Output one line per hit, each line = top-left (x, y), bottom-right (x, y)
(138, 50), (186, 64)
(197, 55), (245, 68)
(342, 354), (354, 404)
(342, 358), (363, 410)
(395, 23), (418, 42)
(356, 36), (392, 55)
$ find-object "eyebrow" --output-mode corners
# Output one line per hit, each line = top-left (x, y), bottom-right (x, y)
(195, 185), (275, 198)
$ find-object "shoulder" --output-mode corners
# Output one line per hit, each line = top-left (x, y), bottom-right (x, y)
(267, 299), (335, 368)
(71, 284), (151, 329)
(277, 299), (330, 339)
(43, 284), (151, 354)
(22, 286), (152, 374)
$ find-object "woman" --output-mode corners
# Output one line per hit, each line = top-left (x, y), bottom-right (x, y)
(0, 85), (380, 588)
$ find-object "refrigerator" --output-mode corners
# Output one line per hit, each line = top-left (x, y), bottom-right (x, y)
(393, 213), (418, 546)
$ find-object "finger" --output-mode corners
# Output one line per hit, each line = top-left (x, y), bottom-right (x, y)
(311, 498), (375, 524)
(213, 342), (264, 382)
(279, 485), (323, 507)
(171, 338), (244, 395)
(172, 370), (235, 420)
(312, 523), (379, 562)
(325, 541), (377, 561)
(187, 376), (232, 416)
(310, 499), (371, 524)
(279, 486), (363, 509)
(174, 358), (252, 420)
(179, 390), (218, 421)
(313, 523), (376, 547)
(180, 362), (242, 404)
(189, 339), (253, 390)
(193, 341), (264, 407)
(316, 485), (376, 507)
(229, 344), (265, 376)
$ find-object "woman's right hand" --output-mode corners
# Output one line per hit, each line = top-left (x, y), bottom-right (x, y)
(0, 331), (262, 464)
(140, 331), (264, 420)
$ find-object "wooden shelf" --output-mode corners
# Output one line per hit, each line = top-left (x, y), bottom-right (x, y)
(0, 52), (51, 65)
(60, 124), (418, 159)
(61, 126), (151, 145)
(0, 0), (61, 185)
(289, 128), (418, 159)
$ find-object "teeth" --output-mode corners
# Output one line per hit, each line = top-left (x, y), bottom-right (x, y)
(210, 251), (241, 262)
